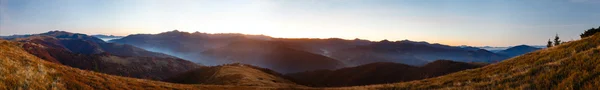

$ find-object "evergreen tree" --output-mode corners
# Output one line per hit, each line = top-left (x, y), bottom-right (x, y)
(554, 34), (561, 46)
(547, 39), (553, 48)
(580, 26), (600, 38)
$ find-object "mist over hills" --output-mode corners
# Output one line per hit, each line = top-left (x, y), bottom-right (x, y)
(111, 30), (514, 72)
(496, 45), (542, 57)
(2, 31), (200, 80)
(1, 30), (599, 89)
(0, 39), (266, 90)
(91, 34), (124, 42)
(341, 33), (600, 90)
(200, 39), (345, 73)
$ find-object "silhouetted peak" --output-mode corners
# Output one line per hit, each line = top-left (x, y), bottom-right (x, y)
(505, 45), (540, 51)
(513, 45), (534, 48)
(157, 30), (192, 36)
(379, 39), (391, 43)
(396, 40), (430, 45)
(41, 30), (74, 36)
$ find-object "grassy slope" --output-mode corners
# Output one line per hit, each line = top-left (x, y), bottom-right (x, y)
(0, 40), (276, 90)
(333, 33), (600, 90)
(164, 63), (303, 87)
(287, 60), (485, 87)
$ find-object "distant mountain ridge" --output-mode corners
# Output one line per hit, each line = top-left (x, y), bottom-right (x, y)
(0, 39), (267, 89)
(496, 45), (542, 57)
(92, 34), (124, 41)
(91, 34), (124, 38)
(329, 40), (508, 66)
(112, 30), (347, 73)
(200, 39), (345, 73)
(112, 30), (511, 71)
(4, 31), (200, 80)
(342, 32), (600, 90)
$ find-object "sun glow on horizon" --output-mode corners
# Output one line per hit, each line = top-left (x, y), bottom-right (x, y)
(1, 0), (598, 46)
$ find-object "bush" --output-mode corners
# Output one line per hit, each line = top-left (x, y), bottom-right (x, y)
(580, 26), (600, 38)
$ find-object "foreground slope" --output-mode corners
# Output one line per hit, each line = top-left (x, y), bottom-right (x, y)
(164, 63), (303, 87)
(287, 60), (485, 87)
(0, 40), (273, 90)
(337, 33), (600, 90)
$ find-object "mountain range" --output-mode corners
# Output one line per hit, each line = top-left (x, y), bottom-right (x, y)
(91, 34), (124, 41)
(341, 32), (600, 90)
(2, 31), (200, 80)
(3, 30), (591, 89)
(111, 30), (518, 73)
(495, 45), (542, 57)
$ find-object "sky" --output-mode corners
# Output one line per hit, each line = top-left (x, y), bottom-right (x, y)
(1, 0), (599, 46)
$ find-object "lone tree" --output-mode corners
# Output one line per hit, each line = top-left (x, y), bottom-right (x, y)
(547, 39), (553, 48)
(554, 34), (562, 46)
(580, 26), (600, 38)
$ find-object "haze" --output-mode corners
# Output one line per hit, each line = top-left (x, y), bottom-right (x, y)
(1, 0), (599, 46)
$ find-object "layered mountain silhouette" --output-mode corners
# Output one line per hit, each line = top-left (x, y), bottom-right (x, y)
(329, 40), (508, 66)
(2, 30), (600, 89)
(112, 30), (510, 72)
(112, 31), (345, 73)
(0, 40), (269, 89)
(91, 34), (124, 38)
(91, 34), (124, 41)
(344, 33), (600, 90)
(201, 39), (345, 73)
(2, 31), (200, 80)
(495, 45), (541, 57)
(287, 60), (486, 87)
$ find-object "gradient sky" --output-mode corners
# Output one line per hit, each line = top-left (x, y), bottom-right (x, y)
(1, 0), (599, 46)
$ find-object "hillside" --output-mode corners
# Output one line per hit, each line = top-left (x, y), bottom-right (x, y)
(335, 33), (600, 89)
(329, 40), (508, 66)
(0, 40), (270, 90)
(7, 31), (200, 80)
(202, 40), (345, 73)
(496, 45), (541, 57)
(163, 63), (303, 87)
(9, 31), (175, 58)
(287, 60), (485, 87)
(112, 30), (510, 69)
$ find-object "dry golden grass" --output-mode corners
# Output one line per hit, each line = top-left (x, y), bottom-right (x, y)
(165, 63), (305, 88)
(329, 33), (600, 90)
(201, 64), (302, 87)
(0, 40), (299, 90)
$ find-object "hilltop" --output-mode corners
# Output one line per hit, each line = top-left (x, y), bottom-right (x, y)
(496, 45), (542, 57)
(335, 33), (600, 89)
(164, 63), (303, 87)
